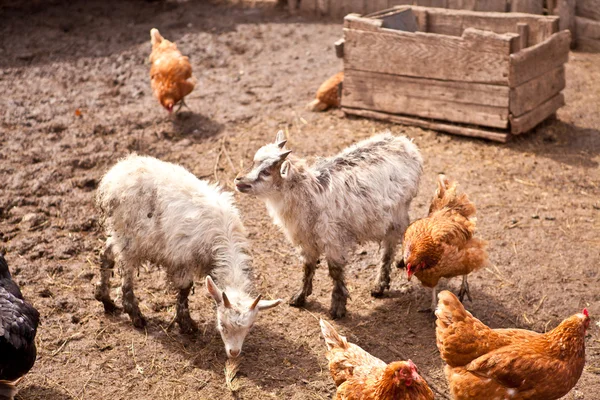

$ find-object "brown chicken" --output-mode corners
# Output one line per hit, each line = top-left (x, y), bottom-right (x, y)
(435, 290), (590, 400)
(149, 28), (196, 113)
(307, 72), (344, 112)
(401, 174), (488, 310)
(320, 319), (434, 400)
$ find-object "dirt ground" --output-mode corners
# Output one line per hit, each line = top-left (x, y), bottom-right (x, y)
(0, 1), (599, 399)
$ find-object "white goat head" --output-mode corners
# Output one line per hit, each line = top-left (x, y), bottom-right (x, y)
(205, 276), (281, 358)
(234, 130), (292, 196)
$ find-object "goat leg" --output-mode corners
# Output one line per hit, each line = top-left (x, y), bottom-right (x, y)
(121, 268), (146, 328)
(94, 244), (119, 313)
(176, 283), (197, 334)
(328, 259), (348, 319)
(289, 258), (317, 307)
(371, 238), (397, 298)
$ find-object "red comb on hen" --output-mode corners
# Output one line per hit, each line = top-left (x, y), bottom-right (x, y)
(583, 308), (589, 318)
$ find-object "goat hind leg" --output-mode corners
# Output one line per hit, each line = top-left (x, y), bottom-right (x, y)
(289, 254), (318, 307)
(327, 258), (349, 319)
(121, 265), (146, 328)
(94, 244), (119, 313)
(176, 282), (197, 334)
(371, 235), (399, 298)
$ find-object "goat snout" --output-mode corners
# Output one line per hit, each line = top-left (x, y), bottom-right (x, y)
(229, 349), (241, 358)
(234, 176), (252, 193)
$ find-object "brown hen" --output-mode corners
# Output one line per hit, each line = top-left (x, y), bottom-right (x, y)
(149, 28), (196, 113)
(307, 72), (343, 112)
(320, 319), (434, 400)
(435, 290), (590, 400)
(402, 174), (488, 310)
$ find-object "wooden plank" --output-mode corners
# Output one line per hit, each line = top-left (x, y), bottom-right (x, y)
(447, 0), (478, 10)
(576, 0), (600, 22)
(415, 0), (447, 7)
(558, 0), (577, 46)
(576, 16), (600, 40)
(510, 93), (564, 134)
(344, 14), (384, 31)
(342, 69), (510, 128)
(388, 0), (414, 5)
(577, 37), (600, 51)
(509, 66), (565, 116)
(335, 38), (345, 58)
(476, 0), (507, 12)
(510, 0), (543, 14)
(516, 23), (529, 52)
(343, 27), (515, 84)
(343, 107), (511, 142)
(365, 0), (388, 14)
(509, 30), (570, 86)
(419, 6), (558, 45)
(299, 0), (317, 14)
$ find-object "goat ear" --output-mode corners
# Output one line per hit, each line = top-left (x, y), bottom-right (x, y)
(280, 160), (292, 179)
(257, 298), (282, 311)
(222, 291), (232, 309)
(275, 130), (285, 143)
(205, 276), (222, 304)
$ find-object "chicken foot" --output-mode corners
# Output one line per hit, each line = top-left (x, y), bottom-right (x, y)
(457, 275), (472, 302)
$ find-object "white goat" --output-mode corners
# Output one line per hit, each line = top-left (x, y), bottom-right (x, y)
(234, 131), (423, 319)
(95, 154), (281, 358)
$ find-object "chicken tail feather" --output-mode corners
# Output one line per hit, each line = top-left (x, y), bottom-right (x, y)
(429, 175), (476, 218)
(435, 290), (470, 330)
(320, 319), (349, 351)
(150, 28), (164, 48)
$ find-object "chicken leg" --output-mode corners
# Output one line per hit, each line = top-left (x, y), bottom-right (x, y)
(418, 285), (437, 313)
(458, 275), (472, 302)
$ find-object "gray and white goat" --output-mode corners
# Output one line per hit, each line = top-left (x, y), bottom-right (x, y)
(234, 131), (423, 319)
(95, 154), (281, 358)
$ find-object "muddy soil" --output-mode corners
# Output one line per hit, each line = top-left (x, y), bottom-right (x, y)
(0, 1), (599, 399)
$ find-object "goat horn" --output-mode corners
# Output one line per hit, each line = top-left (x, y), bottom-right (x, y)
(279, 150), (292, 160)
(222, 291), (232, 309)
(277, 140), (287, 149)
(249, 294), (262, 310)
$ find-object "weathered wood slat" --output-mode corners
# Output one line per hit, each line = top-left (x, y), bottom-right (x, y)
(380, 8), (419, 31)
(509, 30), (570, 87)
(342, 69), (510, 127)
(343, 27), (515, 84)
(576, 0), (600, 22)
(344, 14), (383, 31)
(510, 93), (564, 134)
(509, 66), (565, 116)
(335, 38), (345, 58)
(510, 0), (543, 14)
(576, 16), (600, 40)
(415, 0), (448, 7)
(558, 0), (577, 46)
(343, 107), (510, 142)
(365, 0), (388, 14)
(577, 37), (600, 51)
(421, 6), (558, 46)
(447, 0), (478, 9)
(476, 0), (507, 12)
(388, 0), (415, 6)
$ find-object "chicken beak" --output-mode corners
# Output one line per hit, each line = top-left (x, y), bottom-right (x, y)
(406, 263), (413, 281)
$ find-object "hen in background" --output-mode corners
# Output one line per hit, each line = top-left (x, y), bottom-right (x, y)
(401, 174), (488, 310)
(0, 254), (40, 400)
(149, 28), (196, 113)
(307, 72), (343, 112)
(436, 290), (589, 400)
(320, 319), (433, 400)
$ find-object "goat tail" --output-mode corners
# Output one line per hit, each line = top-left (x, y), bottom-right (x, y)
(320, 319), (349, 351)
(0, 379), (18, 400)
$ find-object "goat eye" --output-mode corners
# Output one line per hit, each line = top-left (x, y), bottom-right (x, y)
(260, 169), (271, 177)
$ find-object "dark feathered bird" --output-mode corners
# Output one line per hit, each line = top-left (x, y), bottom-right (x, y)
(0, 254), (39, 400)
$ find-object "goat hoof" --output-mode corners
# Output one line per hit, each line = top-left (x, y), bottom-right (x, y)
(130, 314), (147, 329)
(329, 305), (347, 320)
(289, 292), (307, 307)
(102, 300), (119, 314)
(178, 318), (198, 334)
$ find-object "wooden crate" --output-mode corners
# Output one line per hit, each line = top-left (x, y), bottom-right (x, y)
(337, 6), (570, 142)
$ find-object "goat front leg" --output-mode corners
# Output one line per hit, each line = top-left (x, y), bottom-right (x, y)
(327, 257), (349, 319)
(176, 282), (197, 334)
(94, 243), (118, 313)
(371, 235), (399, 298)
(289, 253), (319, 307)
(121, 264), (146, 328)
